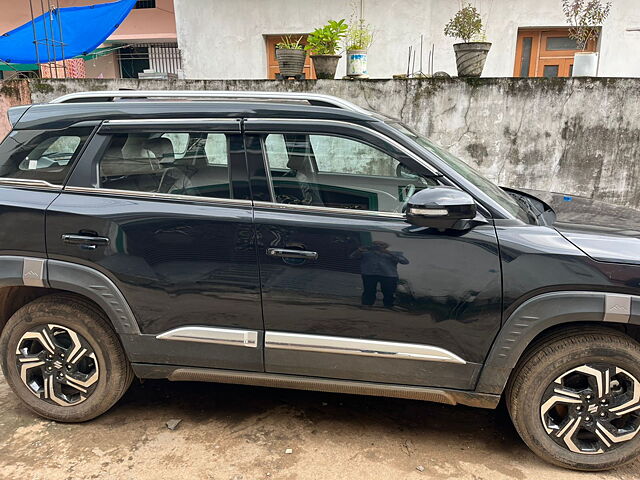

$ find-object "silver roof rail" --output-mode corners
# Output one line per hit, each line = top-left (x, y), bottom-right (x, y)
(50, 90), (369, 114)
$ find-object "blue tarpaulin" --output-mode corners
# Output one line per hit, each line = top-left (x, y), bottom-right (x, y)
(0, 0), (136, 64)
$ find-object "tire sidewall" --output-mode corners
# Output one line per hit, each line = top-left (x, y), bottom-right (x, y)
(0, 298), (126, 422)
(516, 342), (640, 470)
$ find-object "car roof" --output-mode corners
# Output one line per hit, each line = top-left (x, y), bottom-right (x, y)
(12, 91), (393, 130)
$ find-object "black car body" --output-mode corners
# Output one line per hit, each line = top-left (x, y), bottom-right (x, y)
(1, 91), (639, 470)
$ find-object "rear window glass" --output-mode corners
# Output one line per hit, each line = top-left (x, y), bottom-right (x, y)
(0, 127), (93, 184)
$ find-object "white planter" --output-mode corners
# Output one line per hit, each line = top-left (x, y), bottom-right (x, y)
(346, 50), (368, 77)
(573, 52), (599, 77)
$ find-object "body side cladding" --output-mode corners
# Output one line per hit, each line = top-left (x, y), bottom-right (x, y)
(131, 363), (500, 409)
(476, 291), (640, 395)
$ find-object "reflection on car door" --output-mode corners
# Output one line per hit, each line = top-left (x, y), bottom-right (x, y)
(245, 120), (502, 389)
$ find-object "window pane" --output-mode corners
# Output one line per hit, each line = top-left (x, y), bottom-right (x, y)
(99, 131), (231, 199)
(0, 127), (92, 184)
(546, 36), (579, 51)
(263, 133), (437, 213)
(543, 65), (559, 78)
(519, 37), (533, 77)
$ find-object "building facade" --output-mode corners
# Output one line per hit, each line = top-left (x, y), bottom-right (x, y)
(174, 0), (640, 79)
(0, 0), (179, 79)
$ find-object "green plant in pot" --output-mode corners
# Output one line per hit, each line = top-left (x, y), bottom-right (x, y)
(562, 0), (611, 77)
(275, 36), (306, 79)
(444, 3), (491, 77)
(345, 18), (373, 77)
(305, 19), (348, 79)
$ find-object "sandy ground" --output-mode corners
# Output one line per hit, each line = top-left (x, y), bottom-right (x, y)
(0, 373), (638, 480)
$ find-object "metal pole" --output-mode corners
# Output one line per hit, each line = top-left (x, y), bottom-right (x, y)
(54, 0), (67, 78)
(28, 0), (41, 76)
(46, 2), (58, 78)
(38, 0), (53, 77)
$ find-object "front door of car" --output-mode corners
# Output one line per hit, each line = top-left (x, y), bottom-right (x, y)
(46, 119), (264, 372)
(245, 120), (502, 389)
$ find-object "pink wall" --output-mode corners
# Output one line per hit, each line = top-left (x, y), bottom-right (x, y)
(0, 0), (176, 43)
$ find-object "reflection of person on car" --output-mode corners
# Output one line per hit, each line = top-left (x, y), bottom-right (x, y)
(350, 241), (409, 308)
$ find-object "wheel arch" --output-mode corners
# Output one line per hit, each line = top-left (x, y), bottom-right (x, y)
(0, 256), (140, 337)
(477, 291), (640, 395)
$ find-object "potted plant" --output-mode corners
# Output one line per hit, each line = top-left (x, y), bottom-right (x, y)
(305, 19), (348, 79)
(444, 3), (491, 77)
(344, 18), (373, 78)
(275, 35), (306, 79)
(562, 0), (612, 77)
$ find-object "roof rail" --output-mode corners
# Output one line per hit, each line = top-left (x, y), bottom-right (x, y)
(49, 90), (369, 114)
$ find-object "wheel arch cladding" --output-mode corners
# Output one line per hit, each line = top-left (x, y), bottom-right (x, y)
(477, 291), (640, 395)
(0, 256), (140, 336)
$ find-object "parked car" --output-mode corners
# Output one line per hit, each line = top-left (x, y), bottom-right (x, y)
(1, 91), (639, 471)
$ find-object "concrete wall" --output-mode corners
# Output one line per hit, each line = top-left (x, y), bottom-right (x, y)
(2, 77), (639, 210)
(174, 0), (640, 79)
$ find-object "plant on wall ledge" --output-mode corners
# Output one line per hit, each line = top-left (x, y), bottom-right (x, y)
(561, 0), (612, 77)
(305, 19), (348, 79)
(562, 0), (612, 51)
(274, 36), (307, 79)
(344, 17), (373, 78)
(443, 3), (491, 77)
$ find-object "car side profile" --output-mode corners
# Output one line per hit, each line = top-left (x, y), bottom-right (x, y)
(1, 91), (639, 471)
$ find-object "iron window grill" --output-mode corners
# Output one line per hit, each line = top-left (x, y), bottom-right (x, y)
(117, 43), (182, 78)
(135, 0), (156, 8)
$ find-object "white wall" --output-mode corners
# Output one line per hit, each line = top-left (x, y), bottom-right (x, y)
(174, 0), (640, 79)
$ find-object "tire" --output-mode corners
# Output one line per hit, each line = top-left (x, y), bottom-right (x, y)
(507, 327), (640, 471)
(0, 293), (134, 422)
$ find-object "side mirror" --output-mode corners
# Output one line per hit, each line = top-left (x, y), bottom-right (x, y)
(405, 187), (478, 230)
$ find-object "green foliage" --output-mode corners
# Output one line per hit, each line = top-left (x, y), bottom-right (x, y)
(562, 0), (612, 50)
(305, 19), (348, 55)
(275, 35), (305, 50)
(443, 3), (484, 43)
(345, 18), (374, 51)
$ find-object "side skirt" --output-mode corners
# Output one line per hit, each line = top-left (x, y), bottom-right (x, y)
(132, 363), (500, 409)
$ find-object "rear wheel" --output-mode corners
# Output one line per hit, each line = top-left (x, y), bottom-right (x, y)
(0, 294), (133, 422)
(507, 328), (640, 471)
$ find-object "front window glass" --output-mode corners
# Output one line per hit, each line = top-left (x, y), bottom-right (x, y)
(262, 133), (438, 213)
(0, 127), (93, 184)
(391, 123), (530, 222)
(98, 131), (232, 199)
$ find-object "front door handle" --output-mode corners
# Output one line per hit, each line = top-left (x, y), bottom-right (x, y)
(266, 248), (318, 260)
(62, 234), (110, 250)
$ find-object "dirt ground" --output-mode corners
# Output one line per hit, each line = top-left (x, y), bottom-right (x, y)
(0, 373), (638, 480)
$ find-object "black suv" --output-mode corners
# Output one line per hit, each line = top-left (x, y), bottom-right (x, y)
(1, 91), (639, 471)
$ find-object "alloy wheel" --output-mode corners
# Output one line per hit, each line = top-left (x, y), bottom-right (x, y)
(14, 324), (100, 406)
(540, 363), (640, 454)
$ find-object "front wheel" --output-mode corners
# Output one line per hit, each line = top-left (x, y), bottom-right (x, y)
(0, 294), (133, 422)
(507, 327), (640, 471)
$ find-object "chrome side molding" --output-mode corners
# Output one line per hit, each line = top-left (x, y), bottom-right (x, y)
(265, 332), (467, 364)
(156, 326), (258, 348)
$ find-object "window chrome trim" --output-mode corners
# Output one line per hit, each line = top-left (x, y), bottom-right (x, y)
(156, 326), (258, 348)
(265, 332), (467, 364)
(63, 185), (253, 207)
(0, 178), (62, 190)
(102, 118), (241, 126)
(253, 200), (405, 219)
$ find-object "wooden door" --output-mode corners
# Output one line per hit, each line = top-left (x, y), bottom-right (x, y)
(514, 28), (597, 77)
(265, 35), (316, 79)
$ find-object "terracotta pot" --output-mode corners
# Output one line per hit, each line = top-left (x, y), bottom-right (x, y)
(275, 49), (306, 77)
(310, 54), (341, 79)
(453, 42), (491, 77)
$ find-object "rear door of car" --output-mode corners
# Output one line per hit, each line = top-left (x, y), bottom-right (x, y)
(46, 118), (264, 372)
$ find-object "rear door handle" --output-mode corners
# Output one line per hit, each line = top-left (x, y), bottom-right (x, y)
(62, 234), (110, 250)
(266, 248), (318, 260)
